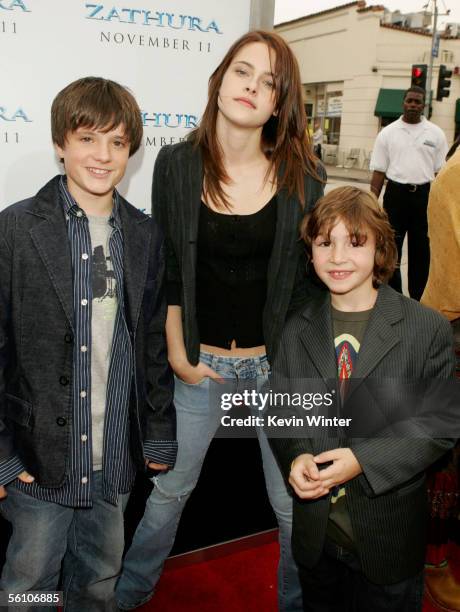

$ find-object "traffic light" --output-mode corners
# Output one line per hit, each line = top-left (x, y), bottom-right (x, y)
(436, 64), (452, 101)
(411, 64), (427, 90)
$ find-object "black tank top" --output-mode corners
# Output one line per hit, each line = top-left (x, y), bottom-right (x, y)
(196, 196), (277, 349)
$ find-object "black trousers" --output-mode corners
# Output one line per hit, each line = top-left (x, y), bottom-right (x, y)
(383, 180), (431, 301)
(298, 537), (424, 612)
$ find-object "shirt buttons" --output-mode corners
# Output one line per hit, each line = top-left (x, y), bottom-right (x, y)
(80, 390), (87, 398)
(82, 253), (89, 260)
(81, 299), (88, 306)
(81, 434), (88, 442)
(81, 477), (88, 484)
(76, 211), (83, 218)
(81, 345), (88, 352)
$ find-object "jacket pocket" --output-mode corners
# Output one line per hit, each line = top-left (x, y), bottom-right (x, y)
(5, 394), (33, 427)
(396, 474), (425, 497)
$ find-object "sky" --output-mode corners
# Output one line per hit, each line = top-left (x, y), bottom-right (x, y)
(274, 0), (460, 28)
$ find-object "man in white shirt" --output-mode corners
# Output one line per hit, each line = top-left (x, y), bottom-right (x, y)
(370, 86), (448, 300)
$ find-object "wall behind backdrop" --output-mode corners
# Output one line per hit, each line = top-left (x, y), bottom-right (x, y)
(1, 0), (252, 212)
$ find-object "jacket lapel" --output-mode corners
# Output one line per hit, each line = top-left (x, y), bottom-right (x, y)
(298, 292), (337, 381)
(119, 199), (151, 332)
(184, 147), (203, 246)
(28, 178), (74, 330)
(351, 285), (403, 389)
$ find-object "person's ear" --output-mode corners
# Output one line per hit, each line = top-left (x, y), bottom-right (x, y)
(54, 142), (65, 164)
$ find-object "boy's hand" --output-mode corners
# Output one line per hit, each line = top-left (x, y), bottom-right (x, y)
(0, 471), (35, 499)
(289, 453), (330, 499)
(146, 462), (168, 471)
(314, 448), (362, 489)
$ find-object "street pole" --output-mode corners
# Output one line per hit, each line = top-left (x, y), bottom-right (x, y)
(425, 0), (438, 117)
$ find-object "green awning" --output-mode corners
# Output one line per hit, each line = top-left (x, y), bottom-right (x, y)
(374, 89), (405, 118)
(456, 99), (460, 124)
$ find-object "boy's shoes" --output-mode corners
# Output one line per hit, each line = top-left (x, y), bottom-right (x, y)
(425, 563), (460, 611)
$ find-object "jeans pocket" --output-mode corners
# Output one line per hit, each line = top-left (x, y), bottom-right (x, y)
(175, 375), (208, 388)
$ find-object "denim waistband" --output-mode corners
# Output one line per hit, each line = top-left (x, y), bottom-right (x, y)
(199, 351), (269, 379)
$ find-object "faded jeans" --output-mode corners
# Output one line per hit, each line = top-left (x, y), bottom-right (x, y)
(116, 351), (302, 611)
(0, 471), (129, 612)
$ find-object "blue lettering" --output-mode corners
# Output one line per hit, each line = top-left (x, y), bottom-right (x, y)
(0, 107), (32, 122)
(121, 8), (141, 23)
(85, 3), (104, 19)
(0, 0), (30, 11)
(185, 114), (197, 129)
(207, 20), (222, 34)
(166, 13), (187, 30)
(189, 17), (205, 32)
(85, 5), (222, 33)
(141, 112), (161, 127)
(142, 11), (164, 26)
(105, 7), (121, 21)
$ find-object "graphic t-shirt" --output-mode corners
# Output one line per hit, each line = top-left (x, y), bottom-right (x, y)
(327, 306), (372, 549)
(87, 215), (117, 470)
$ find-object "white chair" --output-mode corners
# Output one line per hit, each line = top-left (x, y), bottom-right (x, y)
(343, 148), (361, 169)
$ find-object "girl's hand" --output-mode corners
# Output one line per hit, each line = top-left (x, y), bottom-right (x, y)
(173, 359), (221, 385)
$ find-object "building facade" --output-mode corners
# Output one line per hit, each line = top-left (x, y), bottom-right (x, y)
(275, 1), (460, 166)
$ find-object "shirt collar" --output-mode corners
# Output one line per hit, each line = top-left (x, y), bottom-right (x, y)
(397, 115), (427, 129)
(59, 175), (122, 229)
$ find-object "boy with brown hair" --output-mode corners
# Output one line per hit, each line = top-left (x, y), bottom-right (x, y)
(269, 186), (456, 611)
(0, 77), (176, 611)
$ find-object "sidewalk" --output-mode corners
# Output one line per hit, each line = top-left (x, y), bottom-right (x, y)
(324, 163), (371, 184)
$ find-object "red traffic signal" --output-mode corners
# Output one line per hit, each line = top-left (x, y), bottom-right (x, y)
(411, 64), (427, 90)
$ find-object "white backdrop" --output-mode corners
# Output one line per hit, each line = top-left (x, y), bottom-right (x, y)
(0, 0), (251, 212)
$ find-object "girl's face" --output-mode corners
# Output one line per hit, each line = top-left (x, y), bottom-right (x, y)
(217, 42), (277, 130)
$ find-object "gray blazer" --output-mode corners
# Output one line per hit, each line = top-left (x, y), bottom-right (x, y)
(269, 284), (457, 584)
(0, 177), (176, 486)
(151, 140), (326, 365)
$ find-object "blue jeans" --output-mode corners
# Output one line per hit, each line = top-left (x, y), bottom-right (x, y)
(0, 471), (129, 612)
(116, 352), (302, 611)
(298, 537), (424, 612)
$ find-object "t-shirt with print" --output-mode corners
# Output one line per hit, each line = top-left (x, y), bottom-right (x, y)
(87, 215), (117, 470)
(326, 306), (372, 550)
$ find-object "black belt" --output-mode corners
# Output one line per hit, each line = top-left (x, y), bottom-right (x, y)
(388, 180), (430, 192)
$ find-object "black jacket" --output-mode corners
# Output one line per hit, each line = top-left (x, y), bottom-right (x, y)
(269, 284), (457, 584)
(0, 177), (176, 486)
(151, 140), (325, 364)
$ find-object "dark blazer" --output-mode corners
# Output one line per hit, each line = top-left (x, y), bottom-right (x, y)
(269, 284), (457, 584)
(0, 176), (175, 486)
(151, 140), (326, 365)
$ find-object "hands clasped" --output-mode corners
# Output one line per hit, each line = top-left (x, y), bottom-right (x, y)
(289, 449), (363, 500)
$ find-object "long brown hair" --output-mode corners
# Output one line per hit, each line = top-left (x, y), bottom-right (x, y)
(190, 30), (321, 209)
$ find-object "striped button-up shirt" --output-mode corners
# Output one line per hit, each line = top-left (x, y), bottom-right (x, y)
(0, 176), (176, 506)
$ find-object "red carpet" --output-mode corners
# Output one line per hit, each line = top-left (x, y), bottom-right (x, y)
(136, 533), (460, 611)
(139, 531), (278, 611)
